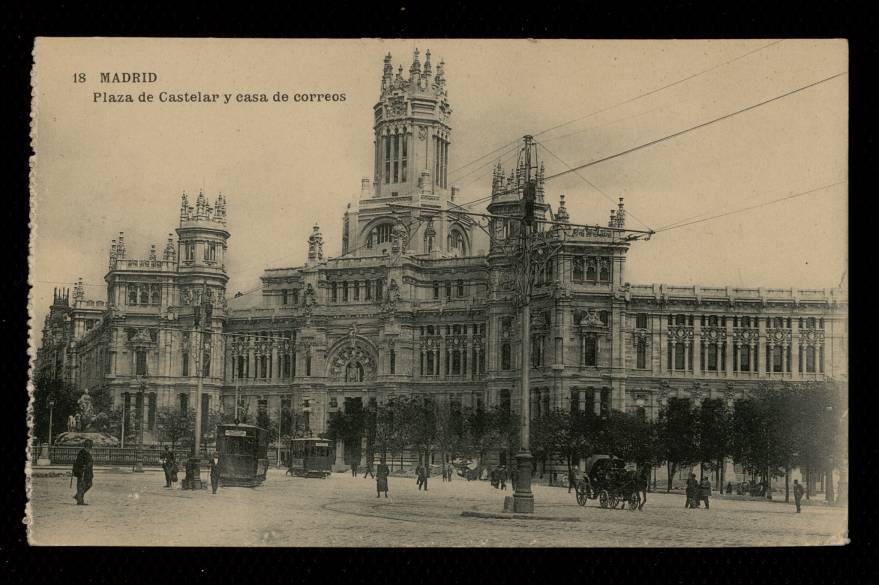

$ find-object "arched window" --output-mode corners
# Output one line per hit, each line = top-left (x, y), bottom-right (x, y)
(583, 334), (597, 366)
(449, 229), (467, 255)
(599, 260), (610, 282)
(373, 224), (393, 245)
(586, 259), (596, 281)
(150, 286), (160, 305)
(425, 234), (434, 253)
(128, 285), (138, 305)
(139, 286), (149, 304)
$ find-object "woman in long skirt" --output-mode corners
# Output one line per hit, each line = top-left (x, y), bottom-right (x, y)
(376, 459), (390, 498)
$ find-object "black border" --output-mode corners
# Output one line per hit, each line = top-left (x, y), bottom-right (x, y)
(2, 3), (875, 583)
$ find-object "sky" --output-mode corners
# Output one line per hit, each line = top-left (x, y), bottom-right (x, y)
(30, 38), (848, 344)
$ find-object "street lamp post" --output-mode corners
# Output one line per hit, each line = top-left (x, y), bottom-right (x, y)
(47, 395), (55, 447)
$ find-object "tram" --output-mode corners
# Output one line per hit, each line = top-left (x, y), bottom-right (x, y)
(215, 423), (270, 487)
(286, 438), (334, 478)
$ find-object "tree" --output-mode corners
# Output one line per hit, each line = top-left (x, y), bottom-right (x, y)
(325, 405), (366, 466)
(462, 404), (493, 469)
(695, 398), (731, 483)
(433, 399), (466, 475)
(656, 398), (698, 492)
(157, 406), (194, 450)
(31, 374), (79, 443)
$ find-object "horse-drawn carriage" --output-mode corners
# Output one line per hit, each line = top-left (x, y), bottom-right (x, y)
(574, 455), (645, 511)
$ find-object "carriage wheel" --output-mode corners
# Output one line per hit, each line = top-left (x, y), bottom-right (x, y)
(576, 482), (588, 507)
(628, 492), (641, 511)
(608, 494), (619, 509)
(598, 490), (609, 509)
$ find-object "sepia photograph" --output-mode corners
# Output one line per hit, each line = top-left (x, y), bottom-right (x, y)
(28, 38), (848, 547)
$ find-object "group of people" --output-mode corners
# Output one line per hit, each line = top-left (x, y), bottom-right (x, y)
(490, 466), (508, 490)
(685, 473), (712, 509)
(415, 463), (430, 491)
(69, 442), (223, 507)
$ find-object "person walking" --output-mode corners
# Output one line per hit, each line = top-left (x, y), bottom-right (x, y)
(793, 479), (805, 513)
(376, 458), (390, 498)
(422, 463), (430, 491)
(499, 466), (507, 491)
(160, 446), (176, 488)
(686, 473), (699, 508)
(209, 451), (221, 495)
(699, 475), (712, 509)
(362, 461), (374, 479)
(72, 439), (94, 505)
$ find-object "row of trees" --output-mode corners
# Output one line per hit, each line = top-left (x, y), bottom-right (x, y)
(323, 382), (843, 501)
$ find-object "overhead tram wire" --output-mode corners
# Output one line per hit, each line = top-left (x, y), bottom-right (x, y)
(532, 39), (785, 142)
(652, 180), (847, 234)
(543, 71), (848, 183)
(535, 140), (654, 232)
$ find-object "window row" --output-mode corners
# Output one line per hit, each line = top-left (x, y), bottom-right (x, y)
(571, 257), (612, 283)
(280, 289), (300, 306)
(419, 345), (485, 378)
(127, 284), (161, 306)
(420, 323), (486, 337)
(330, 279), (384, 303)
(382, 132), (408, 184)
(569, 388), (612, 418)
(432, 280), (466, 299)
(662, 314), (825, 329)
(180, 241), (219, 262)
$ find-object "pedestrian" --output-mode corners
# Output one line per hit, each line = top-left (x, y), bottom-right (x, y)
(510, 467), (518, 492)
(499, 466), (507, 491)
(446, 465), (453, 482)
(72, 439), (94, 506)
(793, 479), (805, 513)
(726, 481), (732, 494)
(685, 473), (699, 508)
(160, 446), (176, 488)
(362, 461), (374, 479)
(699, 475), (712, 509)
(376, 458), (390, 498)
(351, 461), (359, 477)
(415, 463), (423, 489)
(423, 463), (430, 491)
(209, 451), (221, 495)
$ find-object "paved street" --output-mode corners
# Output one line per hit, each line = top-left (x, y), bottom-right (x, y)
(28, 468), (847, 547)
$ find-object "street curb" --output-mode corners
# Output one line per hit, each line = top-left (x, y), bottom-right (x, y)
(461, 510), (581, 522)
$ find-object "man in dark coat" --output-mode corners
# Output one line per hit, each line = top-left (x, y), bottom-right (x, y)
(160, 446), (176, 488)
(699, 475), (712, 509)
(793, 479), (805, 513)
(376, 459), (390, 498)
(72, 439), (94, 505)
(499, 466), (507, 491)
(209, 451), (221, 495)
(686, 473), (699, 508)
(362, 461), (374, 479)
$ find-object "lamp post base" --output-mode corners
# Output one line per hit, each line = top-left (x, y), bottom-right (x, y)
(182, 457), (203, 490)
(512, 450), (534, 514)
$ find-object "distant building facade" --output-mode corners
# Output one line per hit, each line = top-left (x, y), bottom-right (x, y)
(35, 50), (848, 471)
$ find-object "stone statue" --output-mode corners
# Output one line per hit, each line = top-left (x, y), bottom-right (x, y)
(67, 414), (76, 433)
(77, 391), (95, 431)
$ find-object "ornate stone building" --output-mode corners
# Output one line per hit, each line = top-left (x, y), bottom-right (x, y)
(36, 50), (847, 471)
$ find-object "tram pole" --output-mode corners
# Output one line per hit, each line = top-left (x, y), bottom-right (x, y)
(512, 135), (536, 514)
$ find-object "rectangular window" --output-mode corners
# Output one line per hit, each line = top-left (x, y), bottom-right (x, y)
(203, 350), (211, 378)
(390, 349), (396, 374)
(452, 351), (461, 375)
(600, 388), (611, 417)
(445, 281), (452, 299)
(342, 282), (349, 302)
(283, 353), (292, 378)
(501, 343), (512, 370)
(182, 352), (189, 377)
(281, 398), (292, 436)
(331, 282), (338, 303)
(135, 350), (147, 376)
(773, 347), (783, 373)
(667, 341), (673, 370)
(636, 314), (648, 329)
(292, 290), (299, 306)
(707, 344), (718, 371)
(393, 134), (399, 182)
(237, 355), (246, 379)
(636, 340), (647, 369)
(819, 346), (825, 373)
(573, 257), (584, 281)
(353, 281), (360, 301)
(584, 335), (597, 367)
(306, 354), (311, 377)
(806, 346), (816, 373)
(674, 343), (685, 371)
(179, 393), (189, 417)
(433, 282), (440, 299)
(282, 289), (288, 305)
(457, 280), (465, 297)
(384, 136), (390, 184)
(365, 282), (372, 300)
(401, 133), (408, 183)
